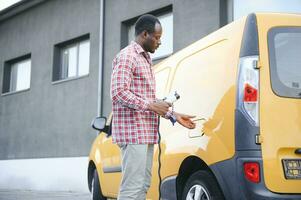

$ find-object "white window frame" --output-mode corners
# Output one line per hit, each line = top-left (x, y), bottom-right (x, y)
(7, 58), (31, 93)
(60, 39), (90, 80)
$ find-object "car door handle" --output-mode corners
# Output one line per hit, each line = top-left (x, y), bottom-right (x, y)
(295, 148), (301, 155)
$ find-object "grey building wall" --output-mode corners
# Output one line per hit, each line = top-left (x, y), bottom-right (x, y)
(102, 0), (228, 117)
(0, 0), (100, 159)
(0, 0), (229, 160)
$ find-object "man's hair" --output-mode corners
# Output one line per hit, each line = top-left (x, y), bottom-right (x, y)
(135, 14), (161, 36)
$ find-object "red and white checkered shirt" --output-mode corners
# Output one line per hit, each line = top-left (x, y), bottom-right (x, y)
(111, 41), (159, 145)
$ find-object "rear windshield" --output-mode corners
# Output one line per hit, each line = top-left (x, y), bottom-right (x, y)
(268, 27), (301, 98)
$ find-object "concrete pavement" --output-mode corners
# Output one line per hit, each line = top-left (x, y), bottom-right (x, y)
(0, 190), (91, 200)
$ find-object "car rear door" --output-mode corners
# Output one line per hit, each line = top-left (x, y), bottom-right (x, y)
(258, 13), (301, 193)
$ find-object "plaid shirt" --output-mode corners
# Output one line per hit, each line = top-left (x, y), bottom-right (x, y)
(111, 41), (158, 145)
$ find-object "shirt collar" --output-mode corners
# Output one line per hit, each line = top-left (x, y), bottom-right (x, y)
(131, 41), (152, 65)
(131, 41), (146, 55)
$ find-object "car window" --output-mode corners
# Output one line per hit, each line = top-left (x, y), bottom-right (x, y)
(268, 27), (301, 98)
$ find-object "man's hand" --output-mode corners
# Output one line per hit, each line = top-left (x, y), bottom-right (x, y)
(148, 101), (171, 116)
(174, 112), (196, 129)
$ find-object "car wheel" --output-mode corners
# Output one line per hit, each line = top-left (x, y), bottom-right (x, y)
(92, 169), (107, 200)
(182, 170), (224, 200)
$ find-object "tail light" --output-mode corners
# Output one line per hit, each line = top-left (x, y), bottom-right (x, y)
(244, 162), (260, 183)
(237, 56), (259, 126)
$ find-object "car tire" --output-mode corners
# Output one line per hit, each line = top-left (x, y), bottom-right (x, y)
(92, 169), (107, 200)
(182, 170), (224, 200)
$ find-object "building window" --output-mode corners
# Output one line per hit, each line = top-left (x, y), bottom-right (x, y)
(53, 35), (90, 82)
(127, 12), (173, 60)
(2, 55), (31, 94)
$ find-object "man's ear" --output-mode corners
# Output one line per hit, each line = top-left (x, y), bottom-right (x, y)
(142, 30), (148, 39)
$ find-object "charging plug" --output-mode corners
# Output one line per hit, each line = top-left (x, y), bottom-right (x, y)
(163, 91), (180, 125)
(163, 91), (180, 104)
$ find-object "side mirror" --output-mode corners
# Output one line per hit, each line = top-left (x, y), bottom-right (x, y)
(91, 117), (107, 131)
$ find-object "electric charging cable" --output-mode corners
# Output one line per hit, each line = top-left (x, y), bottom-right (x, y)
(157, 91), (179, 200)
(158, 115), (162, 200)
(157, 104), (176, 200)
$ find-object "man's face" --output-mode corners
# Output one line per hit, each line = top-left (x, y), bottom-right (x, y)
(143, 23), (162, 53)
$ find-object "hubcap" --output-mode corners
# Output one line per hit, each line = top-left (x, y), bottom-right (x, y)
(186, 184), (210, 200)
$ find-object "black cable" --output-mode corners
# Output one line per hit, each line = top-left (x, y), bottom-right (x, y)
(158, 115), (162, 200)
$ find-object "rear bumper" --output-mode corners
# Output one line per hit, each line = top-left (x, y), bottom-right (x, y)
(211, 150), (301, 200)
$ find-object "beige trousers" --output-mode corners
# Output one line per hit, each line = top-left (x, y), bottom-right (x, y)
(117, 144), (154, 200)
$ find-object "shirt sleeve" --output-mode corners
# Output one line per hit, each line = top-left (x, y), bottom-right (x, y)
(111, 55), (149, 111)
(164, 110), (173, 119)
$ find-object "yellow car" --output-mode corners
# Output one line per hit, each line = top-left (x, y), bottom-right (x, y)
(88, 13), (301, 200)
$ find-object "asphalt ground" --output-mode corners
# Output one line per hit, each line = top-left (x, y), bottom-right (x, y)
(0, 190), (92, 200)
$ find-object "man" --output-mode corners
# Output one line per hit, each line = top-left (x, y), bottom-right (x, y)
(111, 14), (195, 200)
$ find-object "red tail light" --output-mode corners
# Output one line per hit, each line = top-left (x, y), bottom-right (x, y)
(237, 56), (259, 126)
(244, 162), (260, 183)
(244, 83), (258, 102)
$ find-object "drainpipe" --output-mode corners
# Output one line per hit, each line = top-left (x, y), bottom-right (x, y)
(97, 0), (104, 117)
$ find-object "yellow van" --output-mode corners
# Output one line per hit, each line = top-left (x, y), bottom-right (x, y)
(88, 13), (301, 200)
